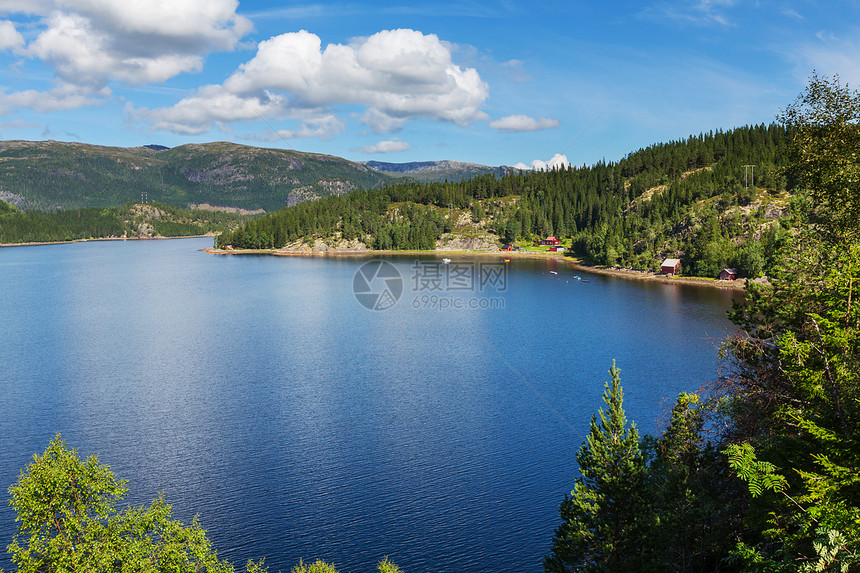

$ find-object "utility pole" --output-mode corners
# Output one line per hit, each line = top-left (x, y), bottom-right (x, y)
(743, 165), (755, 191)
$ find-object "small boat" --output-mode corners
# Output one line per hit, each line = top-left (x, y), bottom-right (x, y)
(550, 271), (558, 275)
(442, 258), (451, 264)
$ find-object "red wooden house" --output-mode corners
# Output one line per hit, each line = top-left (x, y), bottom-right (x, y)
(661, 258), (681, 275)
(539, 236), (561, 246)
(719, 268), (739, 281)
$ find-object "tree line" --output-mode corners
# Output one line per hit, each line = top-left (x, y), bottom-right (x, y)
(0, 201), (250, 243)
(219, 123), (793, 279)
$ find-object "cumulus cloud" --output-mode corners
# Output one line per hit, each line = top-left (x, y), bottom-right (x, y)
(356, 139), (410, 154)
(36, 0), (250, 86)
(130, 85), (286, 135)
(0, 0), (250, 111)
(0, 19), (22, 50)
(490, 114), (560, 132)
(134, 28), (490, 137)
(513, 153), (571, 171)
(0, 84), (108, 114)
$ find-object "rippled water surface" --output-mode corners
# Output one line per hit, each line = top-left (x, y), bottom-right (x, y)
(0, 238), (740, 572)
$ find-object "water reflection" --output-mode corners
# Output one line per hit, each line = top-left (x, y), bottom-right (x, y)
(0, 240), (741, 573)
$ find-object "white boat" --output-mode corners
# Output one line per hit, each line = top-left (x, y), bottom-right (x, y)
(442, 258), (452, 264)
(550, 271), (558, 275)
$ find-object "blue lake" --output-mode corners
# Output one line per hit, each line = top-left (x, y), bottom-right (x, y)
(0, 238), (740, 572)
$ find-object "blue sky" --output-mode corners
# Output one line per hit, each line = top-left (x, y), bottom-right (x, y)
(0, 1), (857, 168)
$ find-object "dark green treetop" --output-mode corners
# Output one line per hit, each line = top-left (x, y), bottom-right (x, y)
(544, 361), (650, 573)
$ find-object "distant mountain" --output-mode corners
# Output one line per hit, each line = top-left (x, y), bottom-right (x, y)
(0, 140), (392, 212)
(365, 160), (517, 182)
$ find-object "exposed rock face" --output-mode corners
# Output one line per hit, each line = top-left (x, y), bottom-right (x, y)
(763, 204), (788, 219)
(0, 191), (28, 209)
(435, 232), (500, 252)
(137, 222), (156, 237)
(131, 204), (162, 218)
(318, 179), (356, 196)
(189, 203), (265, 215)
(180, 166), (250, 184)
(287, 188), (322, 207)
(278, 238), (370, 253)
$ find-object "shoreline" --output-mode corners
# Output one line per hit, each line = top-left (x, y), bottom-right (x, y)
(205, 247), (749, 291)
(0, 234), (214, 248)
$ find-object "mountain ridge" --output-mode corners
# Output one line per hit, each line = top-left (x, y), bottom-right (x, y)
(364, 159), (517, 182)
(0, 139), (392, 212)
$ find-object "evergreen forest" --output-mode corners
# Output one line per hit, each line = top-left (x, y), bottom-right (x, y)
(218, 122), (794, 279)
(0, 201), (251, 244)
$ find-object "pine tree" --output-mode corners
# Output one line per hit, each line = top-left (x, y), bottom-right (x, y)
(544, 361), (651, 573)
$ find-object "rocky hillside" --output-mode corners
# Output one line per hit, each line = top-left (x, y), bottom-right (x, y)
(0, 140), (392, 212)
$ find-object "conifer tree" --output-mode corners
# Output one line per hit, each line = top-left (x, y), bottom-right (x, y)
(544, 361), (650, 573)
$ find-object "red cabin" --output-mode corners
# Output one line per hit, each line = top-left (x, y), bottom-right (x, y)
(540, 236), (561, 246)
(661, 258), (681, 275)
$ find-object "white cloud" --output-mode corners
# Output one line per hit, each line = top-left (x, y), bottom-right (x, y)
(131, 87), (347, 140)
(0, 0), (53, 15)
(267, 113), (346, 141)
(361, 108), (408, 134)
(66, 0), (251, 51)
(27, 12), (208, 86)
(0, 84), (108, 114)
(490, 114), (560, 132)
(0, 0), (250, 109)
(136, 28), (489, 136)
(513, 153), (571, 171)
(0, 19), (22, 50)
(130, 85), (287, 135)
(787, 31), (860, 87)
(642, 0), (737, 27)
(357, 139), (410, 154)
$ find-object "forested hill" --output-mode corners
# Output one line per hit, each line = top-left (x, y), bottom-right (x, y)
(0, 200), (251, 244)
(0, 140), (392, 212)
(218, 123), (794, 279)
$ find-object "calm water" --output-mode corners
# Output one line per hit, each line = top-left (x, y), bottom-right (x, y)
(0, 238), (740, 572)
